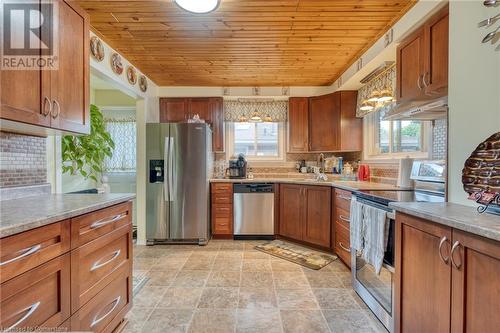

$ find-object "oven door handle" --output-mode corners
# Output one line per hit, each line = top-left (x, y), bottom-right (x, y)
(387, 211), (395, 220)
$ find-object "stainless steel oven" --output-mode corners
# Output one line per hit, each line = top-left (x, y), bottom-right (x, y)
(351, 196), (396, 333)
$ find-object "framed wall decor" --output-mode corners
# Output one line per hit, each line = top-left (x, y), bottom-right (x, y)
(139, 75), (148, 92)
(110, 52), (124, 75)
(90, 36), (104, 61)
(127, 66), (137, 85)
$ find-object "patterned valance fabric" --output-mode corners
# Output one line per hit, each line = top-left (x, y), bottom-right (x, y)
(356, 65), (396, 118)
(224, 100), (288, 122)
(103, 118), (136, 172)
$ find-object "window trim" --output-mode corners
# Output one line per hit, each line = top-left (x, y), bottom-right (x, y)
(363, 111), (431, 161)
(225, 122), (286, 162)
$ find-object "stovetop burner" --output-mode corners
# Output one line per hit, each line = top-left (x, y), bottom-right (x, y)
(355, 189), (445, 206)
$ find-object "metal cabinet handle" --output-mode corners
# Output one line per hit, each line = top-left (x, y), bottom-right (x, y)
(339, 215), (350, 223)
(51, 99), (60, 119)
(450, 241), (462, 270)
(90, 213), (126, 229)
(422, 72), (430, 87)
(417, 74), (423, 90)
(42, 97), (52, 116)
(337, 195), (351, 201)
(438, 236), (450, 264)
(339, 242), (351, 253)
(0, 244), (42, 266)
(90, 296), (121, 328)
(6, 301), (41, 331)
(90, 249), (121, 272)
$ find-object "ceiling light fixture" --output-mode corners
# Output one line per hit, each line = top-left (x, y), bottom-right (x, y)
(249, 111), (263, 123)
(360, 100), (375, 112)
(378, 89), (394, 103)
(174, 0), (220, 14)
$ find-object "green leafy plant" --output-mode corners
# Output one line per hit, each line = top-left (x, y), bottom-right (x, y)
(62, 104), (115, 183)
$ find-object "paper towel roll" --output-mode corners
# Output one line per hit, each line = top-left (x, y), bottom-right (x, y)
(397, 157), (414, 188)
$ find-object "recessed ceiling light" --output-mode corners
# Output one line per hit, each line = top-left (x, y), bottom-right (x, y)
(174, 0), (220, 14)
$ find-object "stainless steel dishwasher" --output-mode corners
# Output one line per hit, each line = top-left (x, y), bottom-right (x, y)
(233, 183), (274, 239)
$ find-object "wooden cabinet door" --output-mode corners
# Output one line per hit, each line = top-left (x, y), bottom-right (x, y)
(423, 5), (449, 96)
(50, 0), (89, 134)
(396, 28), (426, 104)
(302, 186), (331, 248)
(309, 93), (339, 151)
(288, 97), (309, 152)
(209, 97), (224, 152)
(0, 254), (70, 331)
(450, 230), (500, 333)
(159, 98), (188, 122)
(188, 98), (210, 122)
(279, 184), (304, 241)
(395, 213), (452, 333)
(339, 91), (362, 152)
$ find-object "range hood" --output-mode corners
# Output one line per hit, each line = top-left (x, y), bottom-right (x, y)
(383, 96), (448, 121)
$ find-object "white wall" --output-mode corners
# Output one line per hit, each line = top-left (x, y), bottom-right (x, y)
(448, 1), (500, 206)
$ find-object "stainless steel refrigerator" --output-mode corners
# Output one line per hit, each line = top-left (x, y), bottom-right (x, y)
(146, 123), (213, 245)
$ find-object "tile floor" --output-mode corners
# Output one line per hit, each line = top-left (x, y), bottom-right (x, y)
(125, 240), (387, 333)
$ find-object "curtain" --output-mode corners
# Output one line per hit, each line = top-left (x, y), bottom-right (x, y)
(104, 118), (136, 172)
(224, 100), (288, 122)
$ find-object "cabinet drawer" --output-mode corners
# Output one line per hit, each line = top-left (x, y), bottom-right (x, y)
(71, 224), (132, 311)
(0, 254), (70, 331)
(211, 183), (233, 193)
(213, 217), (232, 234)
(212, 195), (232, 204)
(0, 220), (70, 284)
(71, 265), (131, 333)
(213, 204), (232, 218)
(334, 222), (351, 267)
(335, 207), (350, 229)
(71, 202), (132, 248)
(334, 189), (352, 211)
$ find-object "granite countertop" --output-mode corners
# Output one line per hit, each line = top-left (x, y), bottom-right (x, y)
(389, 202), (500, 242)
(0, 193), (136, 238)
(210, 178), (408, 191)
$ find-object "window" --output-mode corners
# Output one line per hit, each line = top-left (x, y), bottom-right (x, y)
(227, 122), (284, 161)
(365, 110), (430, 159)
(103, 119), (137, 172)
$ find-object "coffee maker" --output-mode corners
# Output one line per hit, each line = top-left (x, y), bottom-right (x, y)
(227, 154), (247, 179)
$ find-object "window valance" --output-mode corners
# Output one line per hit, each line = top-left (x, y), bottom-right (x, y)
(224, 99), (288, 122)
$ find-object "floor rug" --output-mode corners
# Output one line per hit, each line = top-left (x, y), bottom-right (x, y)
(255, 240), (337, 270)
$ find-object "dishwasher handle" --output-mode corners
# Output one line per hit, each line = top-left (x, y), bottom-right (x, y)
(233, 183), (274, 193)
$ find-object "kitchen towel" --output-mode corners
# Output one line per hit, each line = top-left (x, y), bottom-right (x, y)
(361, 204), (389, 274)
(349, 196), (364, 253)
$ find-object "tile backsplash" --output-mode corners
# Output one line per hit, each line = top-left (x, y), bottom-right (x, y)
(0, 131), (47, 188)
(432, 118), (447, 160)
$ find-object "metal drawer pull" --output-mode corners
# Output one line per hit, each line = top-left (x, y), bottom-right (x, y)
(339, 242), (351, 253)
(337, 195), (351, 201)
(6, 301), (41, 331)
(90, 296), (121, 328)
(90, 249), (121, 272)
(43, 96), (52, 116)
(51, 99), (60, 119)
(0, 244), (42, 267)
(450, 241), (462, 270)
(339, 215), (350, 223)
(438, 236), (450, 264)
(90, 213), (126, 229)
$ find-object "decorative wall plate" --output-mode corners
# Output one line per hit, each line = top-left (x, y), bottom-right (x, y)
(110, 53), (124, 75)
(90, 36), (104, 61)
(139, 75), (147, 92)
(126, 66), (137, 85)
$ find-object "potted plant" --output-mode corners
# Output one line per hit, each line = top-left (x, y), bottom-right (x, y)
(62, 104), (115, 183)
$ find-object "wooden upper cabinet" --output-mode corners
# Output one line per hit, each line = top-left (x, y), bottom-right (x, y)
(188, 98), (210, 121)
(302, 186), (331, 248)
(396, 28), (426, 104)
(279, 184), (304, 241)
(450, 230), (500, 333)
(159, 98), (188, 122)
(423, 6), (449, 96)
(395, 213), (452, 333)
(396, 4), (449, 104)
(309, 93), (340, 151)
(339, 91), (362, 151)
(0, 0), (89, 135)
(50, 0), (89, 134)
(209, 97), (224, 152)
(288, 97), (309, 152)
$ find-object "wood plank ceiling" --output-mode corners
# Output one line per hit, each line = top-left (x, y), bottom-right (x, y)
(76, 0), (416, 86)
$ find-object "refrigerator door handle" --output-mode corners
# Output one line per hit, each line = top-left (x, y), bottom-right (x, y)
(167, 136), (174, 202)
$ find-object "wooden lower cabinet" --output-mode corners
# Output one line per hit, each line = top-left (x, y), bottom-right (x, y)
(279, 184), (331, 249)
(211, 183), (234, 237)
(395, 212), (500, 333)
(0, 201), (133, 333)
(332, 189), (352, 267)
(0, 254), (71, 331)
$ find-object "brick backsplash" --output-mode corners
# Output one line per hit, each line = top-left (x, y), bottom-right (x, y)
(0, 131), (47, 188)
